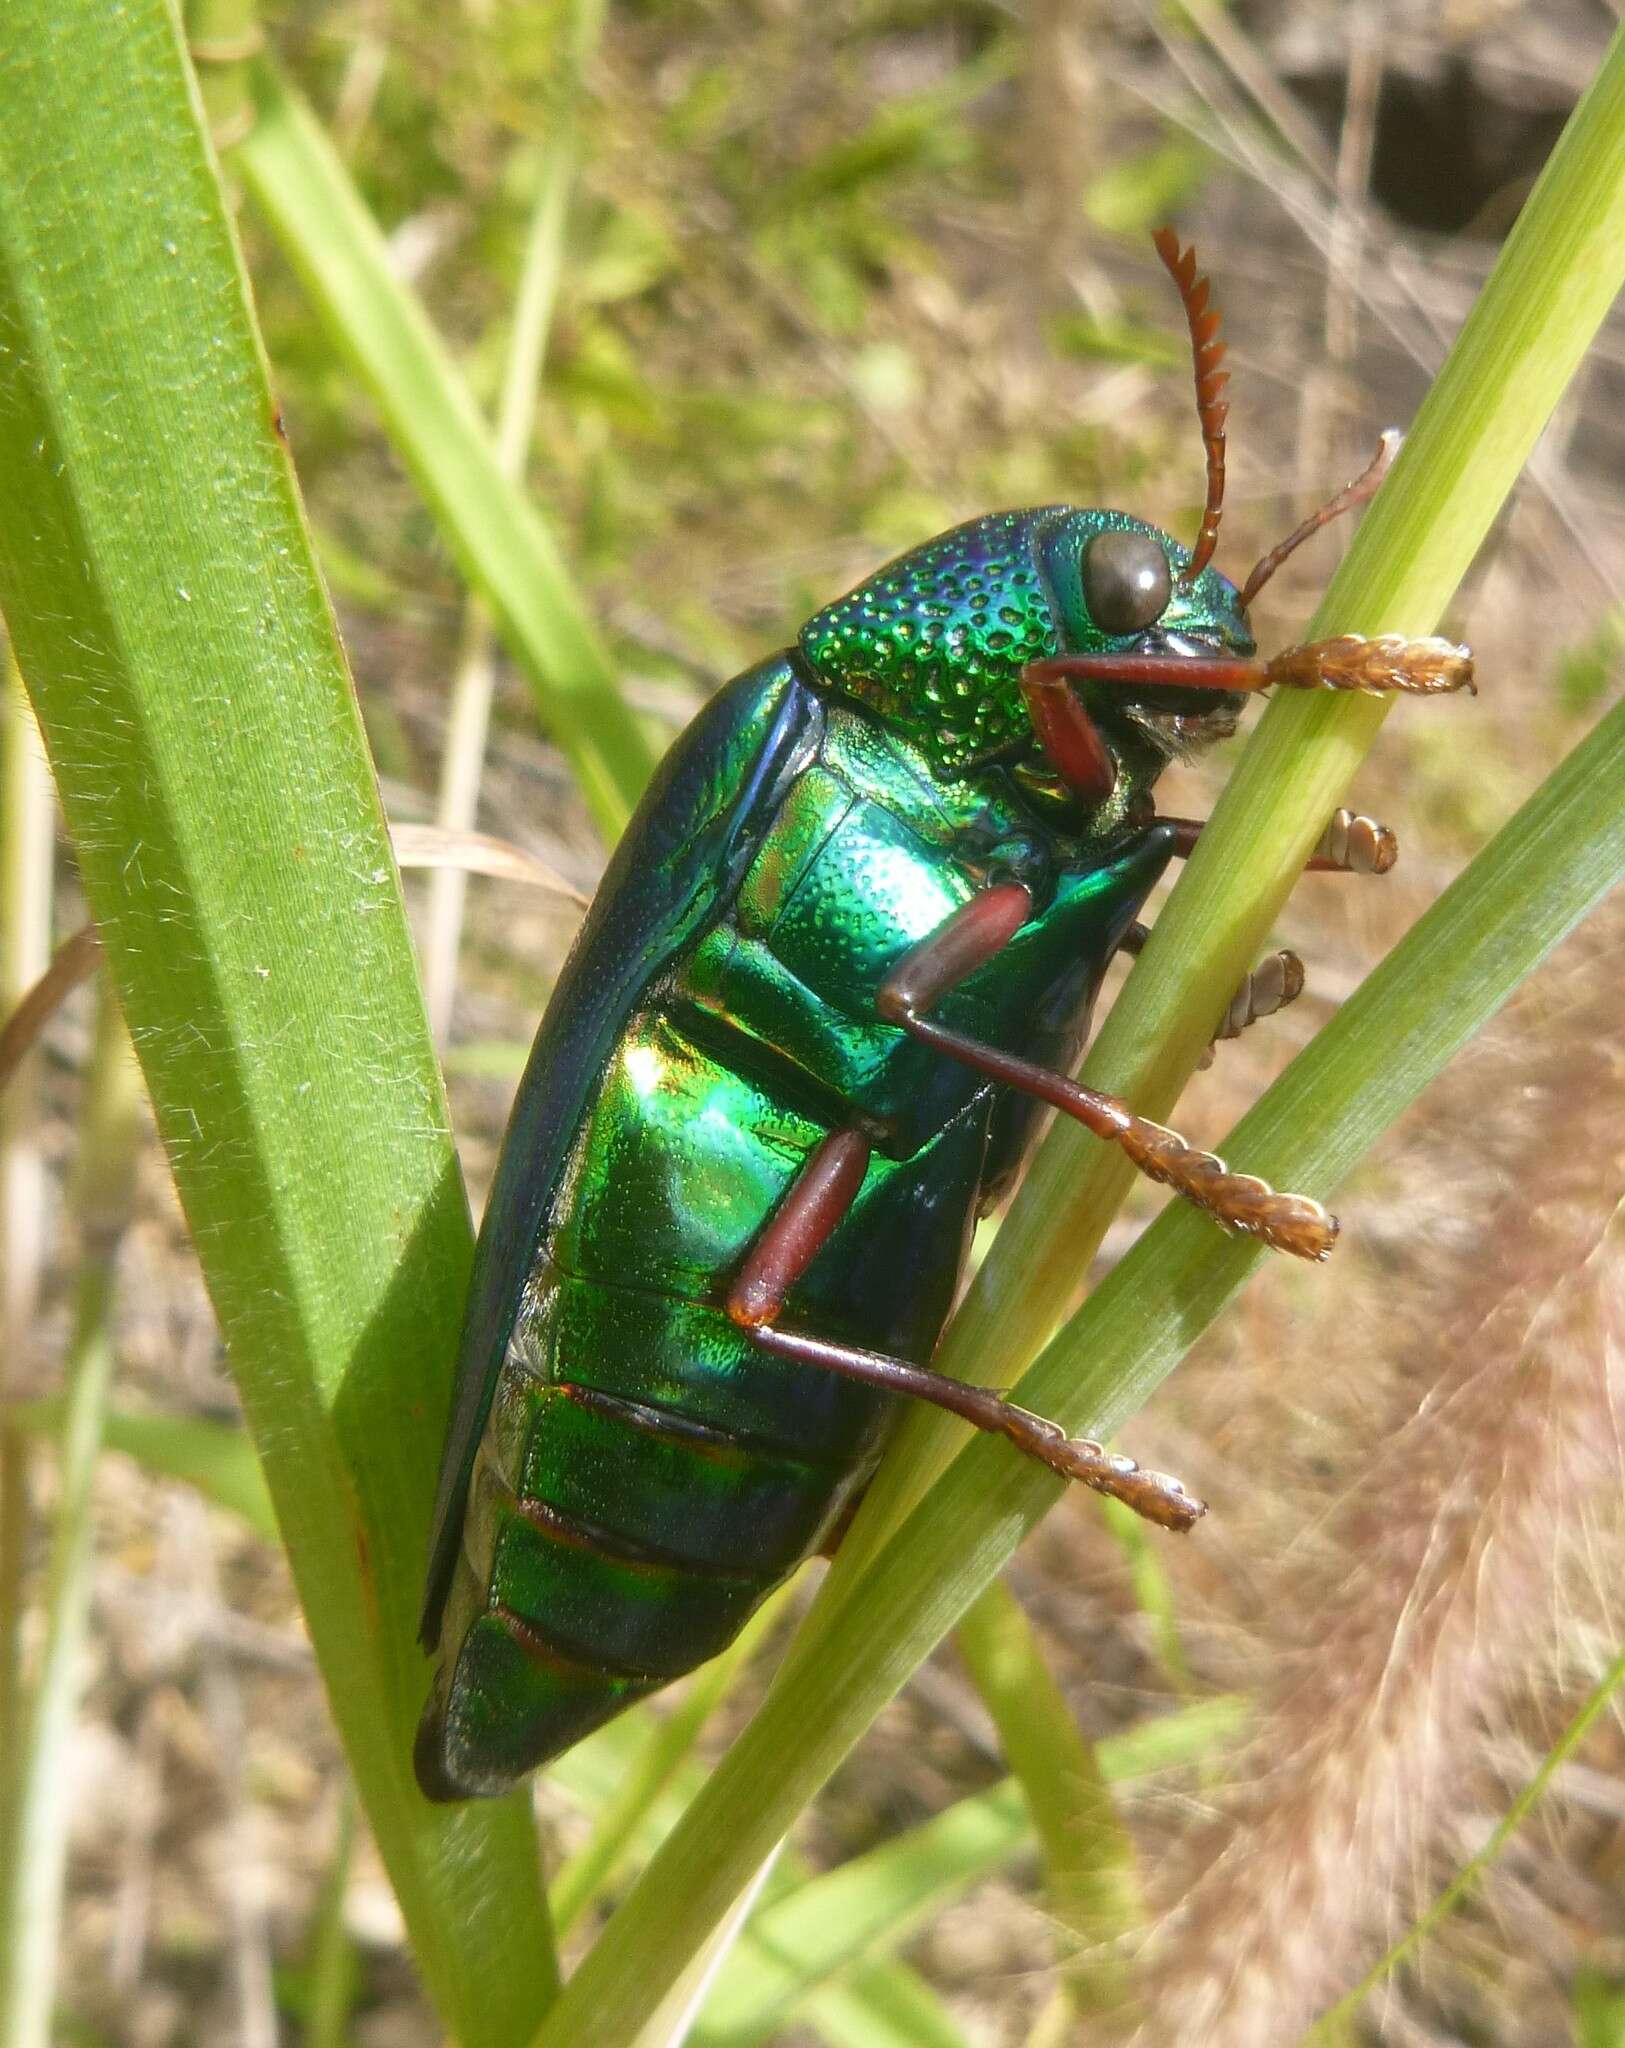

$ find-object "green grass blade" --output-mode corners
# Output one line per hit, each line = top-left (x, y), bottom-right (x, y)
(304, 1788), (362, 2048)
(1, 1292), (114, 2048)
(1573, 1965), (1625, 2048)
(635, 1850), (785, 2048)
(1304, 1634), (1625, 2039)
(802, 1963), (974, 2048)
(954, 1582), (1141, 2020)
(691, 1696), (1236, 2045)
(0, 650), (54, 1919)
(0, 7), (555, 2038)
(551, 1591), (788, 1937)
(527, 34), (1625, 2037)
(425, 7), (599, 1033)
(6, 1403), (279, 1545)
(1097, 1496), (1195, 1694)
(0, 992), (140, 2048)
(233, 58), (654, 841)
(692, 1788), (1031, 2047)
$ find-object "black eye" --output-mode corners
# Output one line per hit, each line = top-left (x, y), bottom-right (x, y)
(1082, 530), (1172, 636)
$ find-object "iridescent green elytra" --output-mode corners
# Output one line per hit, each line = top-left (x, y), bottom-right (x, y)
(415, 506), (1256, 1799)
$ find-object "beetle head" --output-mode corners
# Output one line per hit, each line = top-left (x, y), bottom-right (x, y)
(798, 232), (1389, 825)
(1036, 505), (1254, 768)
(797, 503), (1252, 823)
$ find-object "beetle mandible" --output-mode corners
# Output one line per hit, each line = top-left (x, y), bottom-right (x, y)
(415, 231), (1472, 1800)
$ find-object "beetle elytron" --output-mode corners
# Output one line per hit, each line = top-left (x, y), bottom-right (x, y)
(416, 232), (1471, 1799)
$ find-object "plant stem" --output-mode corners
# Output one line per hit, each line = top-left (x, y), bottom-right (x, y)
(956, 1582), (1142, 2022)
(0, 6), (556, 2034)
(1304, 1632), (1625, 2039)
(233, 57), (653, 842)
(0, 652), (54, 1930)
(551, 1592), (784, 1940)
(0, 987), (142, 2048)
(825, 19), (1625, 1590)
(426, 0), (603, 1036)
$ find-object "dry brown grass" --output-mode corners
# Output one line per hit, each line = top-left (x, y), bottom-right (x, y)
(1131, 902), (1625, 2045)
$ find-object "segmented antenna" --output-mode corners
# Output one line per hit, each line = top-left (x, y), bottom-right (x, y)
(1152, 227), (1228, 585)
(1239, 430), (1400, 611)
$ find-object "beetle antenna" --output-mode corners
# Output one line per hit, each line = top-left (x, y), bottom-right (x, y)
(1238, 430), (1400, 611)
(1152, 227), (1228, 585)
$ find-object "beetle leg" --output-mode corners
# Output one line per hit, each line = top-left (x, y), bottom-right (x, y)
(879, 888), (1336, 1260)
(1124, 920), (1305, 1030)
(1023, 635), (1472, 697)
(1121, 923), (1305, 1065)
(1203, 948), (1305, 1068)
(1161, 807), (1399, 875)
(743, 1322), (1205, 1531)
(1307, 806), (1399, 875)
(1148, 805), (1393, 1067)
(724, 1144), (1203, 1529)
(1018, 667), (1117, 802)
(728, 1127), (873, 1328)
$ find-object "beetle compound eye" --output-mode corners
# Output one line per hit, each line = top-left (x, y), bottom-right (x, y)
(1082, 531), (1173, 636)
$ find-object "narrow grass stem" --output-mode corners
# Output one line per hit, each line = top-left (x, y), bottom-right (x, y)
(815, 17), (1625, 1596)
(305, 1788), (360, 2048)
(0, 989), (142, 2048)
(425, 2), (601, 1036)
(1304, 1634), (1625, 2039)
(0, 653), (55, 1925)
(955, 1583), (1143, 2022)
(234, 58), (654, 841)
(551, 1592), (785, 1940)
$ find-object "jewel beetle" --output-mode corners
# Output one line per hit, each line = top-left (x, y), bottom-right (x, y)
(415, 231), (1472, 1800)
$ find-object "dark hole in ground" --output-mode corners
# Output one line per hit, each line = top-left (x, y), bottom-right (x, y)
(1285, 52), (1573, 239)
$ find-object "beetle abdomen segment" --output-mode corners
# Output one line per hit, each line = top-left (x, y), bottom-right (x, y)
(416, 1264), (877, 1800)
(514, 1265), (890, 1468)
(483, 1466), (771, 1680)
(494, 1366), (855, 1577)
(415, 1605), (661, 1803)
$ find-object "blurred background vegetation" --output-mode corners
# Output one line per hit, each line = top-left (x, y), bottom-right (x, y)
(4, 0), (1624, 2042)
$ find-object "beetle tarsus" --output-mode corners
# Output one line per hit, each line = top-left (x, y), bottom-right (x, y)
(1309, 806), (1398, 875)
(1265, 633), (1474, 696)
(999, 1403), (1205, 1529)
(1132, 929), (1303, 1068)
(1117, 1113), (1337, 1261)
(1214, 947), (1304, 1043)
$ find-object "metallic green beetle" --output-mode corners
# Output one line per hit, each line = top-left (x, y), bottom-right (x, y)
(415, 233), (1471, 1800)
